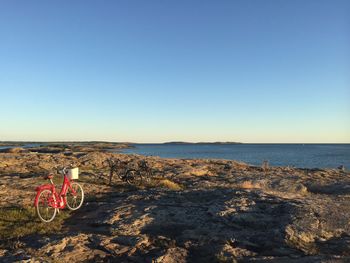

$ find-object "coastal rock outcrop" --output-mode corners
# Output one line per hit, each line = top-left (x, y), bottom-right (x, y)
(0, 145), (349, 262)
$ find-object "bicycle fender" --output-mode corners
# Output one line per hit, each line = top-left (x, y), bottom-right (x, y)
(34, 184), (53, 206)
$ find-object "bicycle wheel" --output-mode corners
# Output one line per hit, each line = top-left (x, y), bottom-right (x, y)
(36, 189), (57, 223)
(125, 170), (142, 186)
(66, 182), (84, 210)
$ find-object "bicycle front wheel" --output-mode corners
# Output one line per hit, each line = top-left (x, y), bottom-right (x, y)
(66, 182), (84, 211)
(36, 189), (57, 223)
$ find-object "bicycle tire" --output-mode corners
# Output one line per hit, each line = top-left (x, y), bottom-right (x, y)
(125, 170), (143, 186)
(36, 189), (57, 223)
(65, 182), (84, 210)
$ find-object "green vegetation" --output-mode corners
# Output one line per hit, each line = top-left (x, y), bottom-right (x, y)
(0, 206), (70, 241)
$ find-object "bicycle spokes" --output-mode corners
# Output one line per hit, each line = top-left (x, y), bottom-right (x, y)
(66, 182), (84, 211)
(36, 189), (57, 222)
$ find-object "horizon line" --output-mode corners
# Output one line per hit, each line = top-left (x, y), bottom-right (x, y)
(1, 140), (350, 144)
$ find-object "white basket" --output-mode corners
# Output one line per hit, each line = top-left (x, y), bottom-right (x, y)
(67, 168), (79, 180)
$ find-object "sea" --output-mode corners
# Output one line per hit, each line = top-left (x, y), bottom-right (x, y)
(119, 143), (350, 169)
(0, 143), (40, 150)
(1, 143), (349, 169)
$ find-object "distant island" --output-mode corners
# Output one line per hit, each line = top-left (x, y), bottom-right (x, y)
(163, 141), (242, 145)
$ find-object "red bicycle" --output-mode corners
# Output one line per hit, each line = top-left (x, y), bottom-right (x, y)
(34, 167), (84, 222)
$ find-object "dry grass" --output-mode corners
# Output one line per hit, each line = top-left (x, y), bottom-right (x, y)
(190, 167), (212, 176)
(142, 176), (183, 191)
(239, 180), (261, 189)
(216, 252), (238, 263)
(158, 179), (183, 191)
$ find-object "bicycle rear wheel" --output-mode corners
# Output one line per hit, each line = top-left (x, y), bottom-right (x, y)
(125, 170), (143, 186)
(36, 189), (57, 223)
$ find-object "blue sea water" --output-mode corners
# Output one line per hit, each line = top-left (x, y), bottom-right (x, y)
(0, 143), (40, 150)
(120, 144), (350, 169)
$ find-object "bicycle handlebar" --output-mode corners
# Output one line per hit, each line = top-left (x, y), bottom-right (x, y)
(56, 166), (73, 175)
(62, 167), (68, 175)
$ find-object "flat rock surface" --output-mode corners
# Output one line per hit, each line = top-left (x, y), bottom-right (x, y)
(0, 148), (349, 262)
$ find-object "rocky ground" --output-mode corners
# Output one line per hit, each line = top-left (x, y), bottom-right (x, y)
(0, 143), (349, 262)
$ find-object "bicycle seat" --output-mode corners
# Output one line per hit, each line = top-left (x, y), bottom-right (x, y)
(44, 174), (54, 180)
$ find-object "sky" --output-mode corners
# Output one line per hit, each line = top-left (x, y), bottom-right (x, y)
(0, 0), (349, 143)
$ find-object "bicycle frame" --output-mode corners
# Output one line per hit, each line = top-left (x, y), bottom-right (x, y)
(34, 175), (77, 209)
(111, 162), (129, 180)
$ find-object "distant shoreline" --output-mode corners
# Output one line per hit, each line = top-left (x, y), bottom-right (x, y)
(1, 141), (349, 147)
(162, 141), (242, 145)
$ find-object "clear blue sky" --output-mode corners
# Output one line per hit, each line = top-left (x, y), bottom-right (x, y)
(0, 0), (349, 143)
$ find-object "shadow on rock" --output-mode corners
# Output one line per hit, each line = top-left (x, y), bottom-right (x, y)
(135, 189), (302, 262)
(306, 182), (350, 195)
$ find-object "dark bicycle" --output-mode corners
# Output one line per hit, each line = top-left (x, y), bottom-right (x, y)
(137, 160), (154, 182)
(105, 158), (142, 186)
